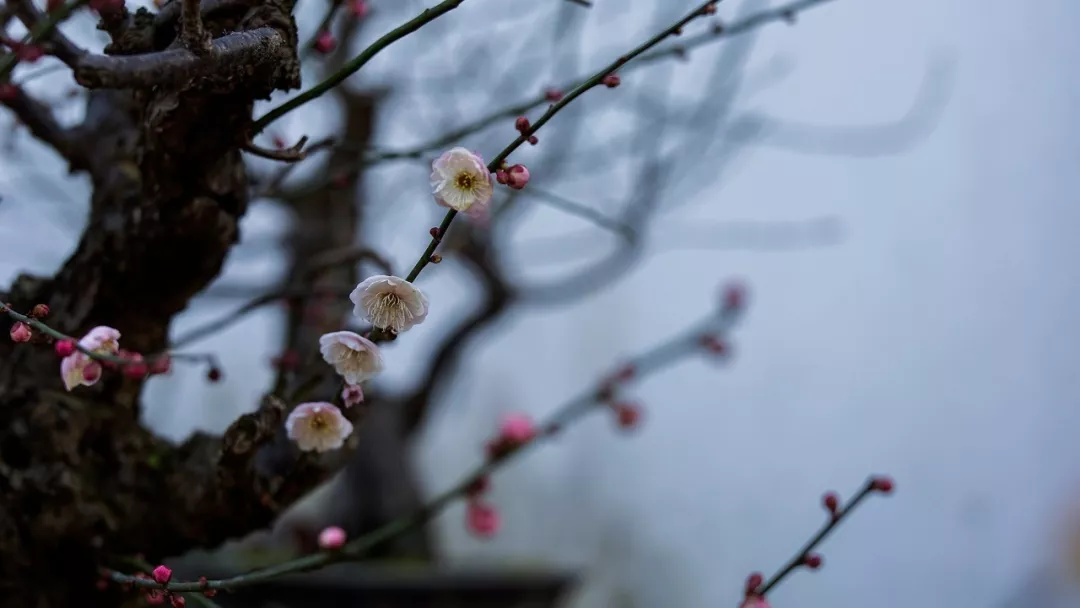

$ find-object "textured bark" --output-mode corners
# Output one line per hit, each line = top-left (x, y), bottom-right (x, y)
(0, 2), (303, 605)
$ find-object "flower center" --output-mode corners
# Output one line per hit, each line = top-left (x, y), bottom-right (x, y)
(455, 171), (475, 191)
(309, 412), (329, 431)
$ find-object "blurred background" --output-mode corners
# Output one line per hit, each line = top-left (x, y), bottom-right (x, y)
(2, 0), (1080, 606)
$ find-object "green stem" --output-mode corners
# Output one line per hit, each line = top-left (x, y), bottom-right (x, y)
(251, 0), (466, 134)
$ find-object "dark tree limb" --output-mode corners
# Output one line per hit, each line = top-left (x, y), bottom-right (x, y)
(179, 0), (213, 55)
(0, 85), (88, 171)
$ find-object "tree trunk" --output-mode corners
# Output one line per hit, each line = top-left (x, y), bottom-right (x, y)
(0, 2), (308, 604)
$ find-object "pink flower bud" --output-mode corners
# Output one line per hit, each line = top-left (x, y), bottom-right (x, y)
(170, 595), (186, 608)
(9, 322), (31, 343)
(544, 88), (564, 102)
(55, 339), (75, 357)
(149, 355), (171, 375)
(602, 74), (621, 88)
(314, 31), (336, 54)
(30, 303), (49, 318)
(145, 589), (166, 605)
(505, 164), (530, 190)
(16, 45), (44, 63)
(514, 116), (530, 133)
(317, 525), (347, 550)
(744, 572), (763, 595)
(466, 500), (500, 538)
(495, 169), (508, 184)
(151, 565), (172, 585)
(341, 383), (365, 407)
(822, 491), (840, 515)
(347, 0), (368, 18)
(527, 135), (538, 145)
(614, 402), (642, 431)
(870, 475), (894, 494)
(498, 412), (536, 444)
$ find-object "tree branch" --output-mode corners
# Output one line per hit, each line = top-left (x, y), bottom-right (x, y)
(73, 27), (291, 89)
(179, 0), (213, 55)
(0, 84), (87, 171)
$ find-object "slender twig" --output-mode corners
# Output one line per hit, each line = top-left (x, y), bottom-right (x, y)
(397, 0), (721, 291)
(363, 0), (837, 165)
(107, 299), (744, 592)
(179, 0), (213, 55)
(754, 477), (892, 597)
(251, 0), (467, 134)
(0, 0), (86, 80)
(243, 135), (310, 162)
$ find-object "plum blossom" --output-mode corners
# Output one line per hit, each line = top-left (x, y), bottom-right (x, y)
(318, 331), (384, 384)
(60, 326), (120, 391)
(430, 147), (493, 217)
(349, 275), (429, 333)
(499, 413), (536, 444)
(286, 402), (353, 452)
(9, 322), (31, 343)
(342, 384), (365, 407)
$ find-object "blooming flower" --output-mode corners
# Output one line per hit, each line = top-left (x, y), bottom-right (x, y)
(465, 500), (500, 538)
(349, 275), (429, 333)
(318, 331), (384, 384)
(318, 526), (347, 549)
(430, 147), (493, 217)
(286, 402), (354, 452)
(60, 326), (120, 391)
(342, 384), (365, 407)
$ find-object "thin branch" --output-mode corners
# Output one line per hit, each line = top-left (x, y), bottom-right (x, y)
(73, 27), (289, 89)
(363, 0), (837, 165)
(179, 0), (213, 55)
(0, 83), (86, 170)
(395, 0), (723, 300)
(108, 300), (745, 592)
(251, 0), (467, 134)
(243, 135), (311, 162)
(0, 0), (85, 78)
(753, 477), (894, 598)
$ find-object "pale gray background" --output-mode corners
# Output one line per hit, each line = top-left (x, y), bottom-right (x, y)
(2, 0), (1079, 606)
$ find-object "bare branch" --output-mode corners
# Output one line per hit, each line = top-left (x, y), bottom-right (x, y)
(74, 27), (291, 89)
(179, 0), (213, 55)
(243, 134), (311, 162)
(0, 84), (87, 170)
(8, 0), (85, 67)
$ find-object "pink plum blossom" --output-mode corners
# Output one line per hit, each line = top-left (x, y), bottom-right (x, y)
(318, 331), (384, 384)
(60, 326), (120, 391)
(465, 500), (500, 538)
(430, 147), (493, 218)
(349, 275), (429, 333)
(317, 526), (347, 549)
(286, 402), (354, 452)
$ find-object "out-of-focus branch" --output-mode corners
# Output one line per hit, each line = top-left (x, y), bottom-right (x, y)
(401, 230), (514, 436)
(0, 84), (87, 170)
(0, 0), (85, 79)
(363, 0), (837, 165)
(251, 0), (467, 133)
(110, 297), (746, 592)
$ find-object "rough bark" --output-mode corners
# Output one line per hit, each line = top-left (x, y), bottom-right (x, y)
(0, 1), (307, 605)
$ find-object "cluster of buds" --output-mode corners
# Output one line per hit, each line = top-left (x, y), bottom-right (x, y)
(596, 364), (643, 432)
(494, 161), (530, 190)
(130, 565), (214, 606)
(7, 304), (49, 343)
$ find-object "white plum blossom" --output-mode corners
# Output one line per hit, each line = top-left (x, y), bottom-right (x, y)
(318, 330), (384, 384)
(430, 147), (493, 217)
(285, 402), (353, 452)
(60, 326), (121, 391)
(349, 275), (429, 333)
